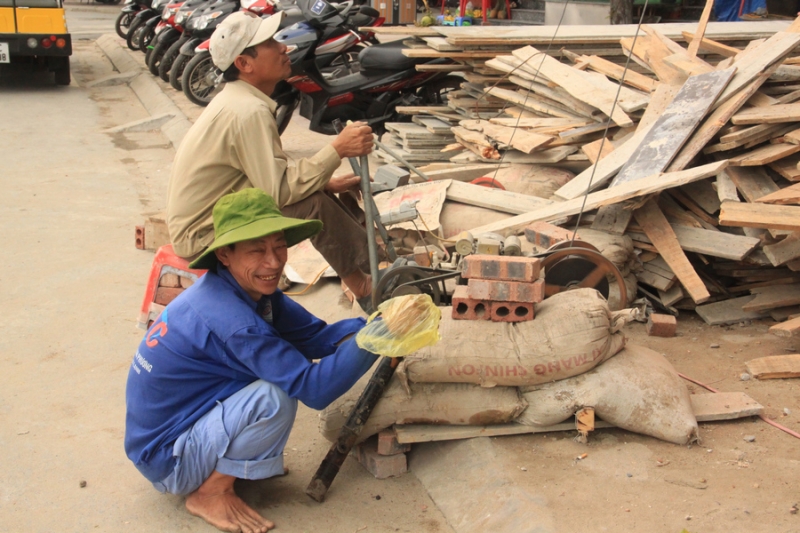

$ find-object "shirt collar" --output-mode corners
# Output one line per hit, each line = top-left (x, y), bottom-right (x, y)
(226, 80), (278, 114)
(215, 266), (270, 312)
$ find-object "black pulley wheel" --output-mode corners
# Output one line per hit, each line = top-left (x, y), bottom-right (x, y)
(373, 266), (442, 310)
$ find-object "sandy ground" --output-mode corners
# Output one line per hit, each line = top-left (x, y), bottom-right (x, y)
(1, 26), (799, 533)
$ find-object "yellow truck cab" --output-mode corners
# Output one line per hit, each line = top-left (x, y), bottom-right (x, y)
(0, 0), (71, 84)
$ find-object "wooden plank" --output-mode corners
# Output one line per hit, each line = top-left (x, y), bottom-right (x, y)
(681, 180), (721, 214)
(659, 284), (685, 306)
(591, 203), (632, 234)
(720, 201), (800, 231)
(488, 117), (590, 130)
(445, 180), (552, 215)
(506, 75), (600, 119)
(668, 65), (780, 172)
(479, 123), (555, 154)
(511, 46), (643, 125)
(691, 391), (764, 421)
(729, 142), (800, 166)
(669, 189), (719, 227)
(742, 284), (800, 312)
(468, 161), (728, 237)
(415, 64), (469, 72)
(769, 316), (800, 337)
(581, 137), (615, 164)
(484, 86), (586, 120)
(414, 164), (503, 183)
(716, 171), (740, 202)
(695, 295), (769, 325)
(621, 28), (688, 85)
(682, 30), (740, 57)
(663, 53), (714, 76)
(757, 182), (800, 205)
(422, 36), (461, 52)
(769, 152), (800, 181)
(554, 84), (677, 200)
(732, 103), (800, 125)
(764, 232), (800, 266)
(563, 51), (658, 92)
(714, 31), (800, 109)
(724, 166), (780, 201)
(633, 199), (711, 303)
(745, 354), (800, 379)
(610, 68), (736, 188)
(671, 224), (759, 260)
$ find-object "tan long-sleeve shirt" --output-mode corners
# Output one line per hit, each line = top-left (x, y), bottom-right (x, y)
(166, 80), (341, 258)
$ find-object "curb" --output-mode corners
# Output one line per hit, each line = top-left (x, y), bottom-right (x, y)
(95, 34), (192, 149)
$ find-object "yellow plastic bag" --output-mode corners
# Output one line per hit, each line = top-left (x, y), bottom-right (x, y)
(356, 294), (441, 357)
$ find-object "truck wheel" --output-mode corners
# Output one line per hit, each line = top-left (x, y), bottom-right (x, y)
(52, 57), (70, 86)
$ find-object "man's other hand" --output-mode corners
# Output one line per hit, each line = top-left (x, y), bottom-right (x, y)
(331, 121), (373, 158)
(324, 173), (361, 194)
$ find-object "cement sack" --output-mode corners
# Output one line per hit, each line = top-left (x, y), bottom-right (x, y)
(400, 289), (628, 387)
(517, 344), (699, 445)
(319, 375), (525, 443)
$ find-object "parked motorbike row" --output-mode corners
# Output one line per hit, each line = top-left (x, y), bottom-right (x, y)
(114, 0), (459, 134)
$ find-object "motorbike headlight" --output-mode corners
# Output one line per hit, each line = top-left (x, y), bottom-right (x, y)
(175, 10), (192, 24)
(195, 10), (223, 30)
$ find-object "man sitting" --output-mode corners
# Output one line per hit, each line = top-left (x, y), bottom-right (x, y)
(167, 11), (377, 309)
(125, 188), (381, 532)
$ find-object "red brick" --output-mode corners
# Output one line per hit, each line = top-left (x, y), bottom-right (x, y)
(451, 285), (490, 320)
(377, 428), (410, 456)
(159, 273), (182, 288)
(467, 278), (545, 303)
(135, 225), (145, 250)
(179, 276), (195, 289)
(353, 438), (407, 479)
(154, 287), (183, 306)
(490, 301), (535, 322)
(523, 221), (579, 249)
(462, 254), (541, 282)
(646, 313), (677, 337)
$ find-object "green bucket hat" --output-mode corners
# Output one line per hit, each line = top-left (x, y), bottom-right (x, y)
(189, 188), (323, 270)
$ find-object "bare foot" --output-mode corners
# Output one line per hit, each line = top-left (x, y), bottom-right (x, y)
(185, 471), (274, 533)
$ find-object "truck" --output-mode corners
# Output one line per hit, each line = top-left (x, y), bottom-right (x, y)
(0, 0), (71, 85)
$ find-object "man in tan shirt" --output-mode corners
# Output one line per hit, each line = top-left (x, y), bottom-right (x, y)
(167, 11), (376, 306)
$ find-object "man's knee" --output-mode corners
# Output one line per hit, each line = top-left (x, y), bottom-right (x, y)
(242, 380), (297, 428)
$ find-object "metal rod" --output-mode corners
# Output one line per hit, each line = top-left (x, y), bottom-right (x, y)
(359, 154), (380, 294)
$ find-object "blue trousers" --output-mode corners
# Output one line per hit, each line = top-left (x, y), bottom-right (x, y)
(153, 380), (298, 496)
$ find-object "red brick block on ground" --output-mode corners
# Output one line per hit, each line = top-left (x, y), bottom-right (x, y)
(462, 254), (541, 283)
(451, 285), (490, 320)
(523, 221), (579, 249)
(135, 225), (145, 250)
(158, 272), (182, 288)
(154, 287), (183, 306)
(377, 428), (410, 456)
(490, 301), (535, 322)
(467, 278), (545, 303)
(353, 437), (407, 479)
(646, 313), (677, 337)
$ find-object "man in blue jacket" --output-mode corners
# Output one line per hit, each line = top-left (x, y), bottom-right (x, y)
(125, 188), (379, 533)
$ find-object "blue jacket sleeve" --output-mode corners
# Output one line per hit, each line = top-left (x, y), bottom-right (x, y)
(224, 327), (378, 410)
(270, 292), (366, 360)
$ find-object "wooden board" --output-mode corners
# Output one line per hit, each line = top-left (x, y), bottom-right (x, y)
(732, 103), (800, 125)
(742, 284), (800, 312)
(729, 142), (800, 167)
(563, 51), (658, 92)
(480, 123), (555, 154)
(468, 161), (728, 236)
(769, 152), (800, 181)
(581, 137), (615, 164)
(695, 295), (769, 325)
(763, 232), (800, 266)
(719, 201), (800, 231)
(714, 31), (800, 109)
(691, 391), (764, 421)
(756, 182), (800, 205)
(413, 163), (504, 183)
(445, 180), (552, 215)
(670, 225), (759, 260)
(769, 316), (800, 337)
(484, 86), (586, 120)
(681, 180), (721, 214)
(610, 68), (736, 188)
(681, 31), (740, 57)
(745, 354), (800, 379)
(633, 199), (711, 303)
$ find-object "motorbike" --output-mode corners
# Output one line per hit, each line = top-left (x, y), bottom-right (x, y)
(181, 0), (379, 110)
(167, 0), (291, 90)
(126, 0), (170, 51)
(270, 0), (458, 135)
(115, 0), (152, 39)
(146, 0), (211, 79)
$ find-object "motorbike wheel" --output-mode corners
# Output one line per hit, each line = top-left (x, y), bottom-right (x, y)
(126, 18), (146, 51)
(417, 75), (461, 105)
(147, 36), (171, 77)
(275, 97), (298, 135)
(140, 25), (157, 53)
(115, 11), (135, 39)
(182, 51), (222, 107)
(169, 52), (191, 91)
(158, 39), (184, 83)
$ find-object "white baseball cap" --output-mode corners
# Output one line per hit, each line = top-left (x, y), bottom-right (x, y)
(209, 11), (285, 71)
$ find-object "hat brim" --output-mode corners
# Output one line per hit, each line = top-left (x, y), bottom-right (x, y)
(189, 214), (322, 270)
(246, 11), (284, 49)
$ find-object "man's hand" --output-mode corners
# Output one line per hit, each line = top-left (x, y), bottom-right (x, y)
(324, 173), (361, 194)
(330, 121), (373, 159)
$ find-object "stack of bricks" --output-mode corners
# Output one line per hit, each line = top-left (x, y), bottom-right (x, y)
(452, 254), (544, 322)
(155, 272), (194, 306)
(352, 428), (410, 479)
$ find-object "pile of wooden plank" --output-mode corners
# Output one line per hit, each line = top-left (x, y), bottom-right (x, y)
(378, 16), (800, 335)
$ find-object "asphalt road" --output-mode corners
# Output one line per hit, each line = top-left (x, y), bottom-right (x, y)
(65, 1), (120, 40)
